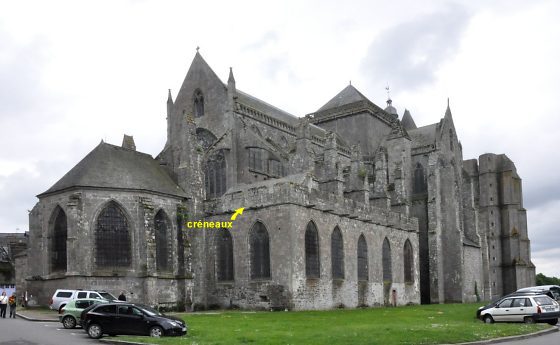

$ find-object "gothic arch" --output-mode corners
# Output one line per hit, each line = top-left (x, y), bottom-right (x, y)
(357, 234), (368, 281)
(216, 228), (234, 281)
(154, 209), (171, 273)
(249, 221), (270, 279)
(382, 237), (392, 282)
(404, 239), (414, 283)
(205, 149), (227, 199)
(49, 206), (67, 273)
(196, 128), (217, 151)
(305, 221), (320, 278)
(331, 226), (344, 279)
(95, 200), (131, 269)
(413, 163), (426, 194)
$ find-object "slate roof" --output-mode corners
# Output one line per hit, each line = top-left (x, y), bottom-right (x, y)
(317, 85), (370, 112)
(401, 109), (417, 130)
(408, 123), (438, 148)
(39, 142), (187, 198)
(236, 89), (299, 126)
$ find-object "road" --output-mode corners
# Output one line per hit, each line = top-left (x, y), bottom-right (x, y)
(498, 325), (560, 345)
(0, 317), (102, 345)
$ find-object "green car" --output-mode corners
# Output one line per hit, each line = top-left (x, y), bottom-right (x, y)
(60, 298), (108, 329)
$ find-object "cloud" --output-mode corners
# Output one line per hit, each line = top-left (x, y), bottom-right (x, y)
(361, 3), (472, 93)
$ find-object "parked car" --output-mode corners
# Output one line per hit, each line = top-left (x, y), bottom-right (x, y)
(516, 285), (560, 301)
(82, 303), (187, 339)
(59, 298), (108, 329)
(478, 294), (560, 324)
(476, 291), (549, 319)
(50, 289), (118, 312)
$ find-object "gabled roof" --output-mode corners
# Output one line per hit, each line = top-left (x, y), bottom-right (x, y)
(39, 142), (187, 198)
(317, 85), (371, 112)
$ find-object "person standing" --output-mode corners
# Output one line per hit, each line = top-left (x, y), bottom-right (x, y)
(118, 291), (126, 301)
(0, 291), (7, 318)
(8, 293), (16, 318)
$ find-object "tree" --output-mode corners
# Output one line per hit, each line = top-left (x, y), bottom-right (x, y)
(536, 273), (560, 286)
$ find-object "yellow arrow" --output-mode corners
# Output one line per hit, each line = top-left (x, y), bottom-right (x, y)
(230, 207), (245, 221)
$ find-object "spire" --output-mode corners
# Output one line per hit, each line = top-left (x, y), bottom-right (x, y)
(167, 89), (173, 105)
(228, 67), (235, 85)
(384, 85), (398, 117)
(445, 97), (452, 117)
(401, 109), (417, 130)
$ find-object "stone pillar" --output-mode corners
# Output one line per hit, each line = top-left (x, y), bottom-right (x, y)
(346, 145), (369, 205)
(370, 148), (390, 209)
(65, 192), (83, 275)
(320, 132), (344, 196)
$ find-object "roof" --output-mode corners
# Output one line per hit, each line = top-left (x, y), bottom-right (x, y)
(401, 109), (417, 130)
(236, 89), (299, 126)
(408, 123), (438, 148)
(39, 142), (187, 198)
(317, 85), (371, 112)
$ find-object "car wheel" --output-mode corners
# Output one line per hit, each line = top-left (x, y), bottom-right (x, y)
(62, 316), (77, 329)
(524, 316), (536, 324)
(483, 315), (494, 324)
(149, 326), (164, 337)
(87, 323), (103, 339)
(547, 318), (558, 325)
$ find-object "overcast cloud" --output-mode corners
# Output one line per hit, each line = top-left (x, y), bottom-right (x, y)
(1, 0), (559, 277)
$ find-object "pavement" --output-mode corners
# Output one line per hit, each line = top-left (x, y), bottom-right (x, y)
(16, 307), (59, 322)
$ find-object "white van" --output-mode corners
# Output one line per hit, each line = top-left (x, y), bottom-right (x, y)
(49, 290), (117, 312)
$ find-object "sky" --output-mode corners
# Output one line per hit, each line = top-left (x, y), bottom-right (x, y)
(1, 0), (559, 277)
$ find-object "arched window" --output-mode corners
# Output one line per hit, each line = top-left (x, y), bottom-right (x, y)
(196, 128), (217, 151)
(250, 222), (270, 279)
(331, 227), (344, 279)
(357, 235), (368, 281)
(217, 229), (234, 281)
(51, 206), (67, 272)
(305, 221), (320, 278)
(194, 89), (204, 117)
(154, 210), (170, 272)
(413, 163), (426, 194)
(382, 238), (392, 282)
(404, 239), (414, 283)
(449, 129), (454, 151)
(96, 201), (131, 268)
(205, 149), (226, 199)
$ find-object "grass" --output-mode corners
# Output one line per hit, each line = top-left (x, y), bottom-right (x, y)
(118, 304), (551, 345)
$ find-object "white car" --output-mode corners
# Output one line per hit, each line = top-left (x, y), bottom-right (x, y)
(49, 289), (118, 312)
(479, 294), (560, 325)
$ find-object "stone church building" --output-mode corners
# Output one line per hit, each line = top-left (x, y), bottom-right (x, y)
(24, 52), (535, 310)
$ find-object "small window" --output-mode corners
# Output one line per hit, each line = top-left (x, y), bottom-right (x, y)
(268, 159), (283, 177)
(194, 89), (204, 117)
(497, 299), (513, 308)
(512, 298), (526, 307)
(77, 292), (87, 299)
(88, 292), (101, 299)
(56, 292), (72, 298)
(95, 305), (117, 314)
(248, 148), (263, 172)
(524, 298), (533, 307)
(75, 300), (91, 309)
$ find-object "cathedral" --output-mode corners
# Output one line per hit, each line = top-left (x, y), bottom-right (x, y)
(23, 52), (535, 310)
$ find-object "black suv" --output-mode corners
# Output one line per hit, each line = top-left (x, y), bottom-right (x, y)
(82, 303), (187, 339)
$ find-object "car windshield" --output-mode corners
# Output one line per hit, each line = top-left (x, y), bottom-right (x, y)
(138, 305), (164, 316)
(99, 292), (116, 300)
(534, 296), (555, 306)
